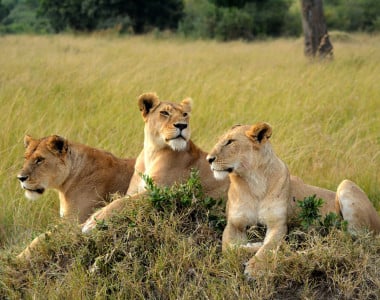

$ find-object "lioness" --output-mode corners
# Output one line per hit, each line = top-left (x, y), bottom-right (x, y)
(82, 92), (229, 232)
(207, 122), (380, 276)
(18, 135), (135, 223)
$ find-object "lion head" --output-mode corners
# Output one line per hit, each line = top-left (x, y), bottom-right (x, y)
(138, 92), (192, 151)
(17, 135), (70, 200)
(206, 122), (273, 180)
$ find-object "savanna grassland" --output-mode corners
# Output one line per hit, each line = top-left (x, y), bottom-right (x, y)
(0, 34), (379, 299)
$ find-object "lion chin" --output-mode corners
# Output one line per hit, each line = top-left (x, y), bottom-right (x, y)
(168, 138), (187, 151)
(212, 170), (230, 181)
(25, 189), (44, 201)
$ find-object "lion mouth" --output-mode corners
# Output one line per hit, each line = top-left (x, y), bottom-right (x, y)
(211, 168), (231, 181)
(166, 134), (186, 142)
(24, 187), (45, 194)
(212, 167), (234, 173)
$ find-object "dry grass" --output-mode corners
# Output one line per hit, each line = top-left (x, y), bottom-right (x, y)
(0, 33), (379, 299)
(1, 177), (379, 299)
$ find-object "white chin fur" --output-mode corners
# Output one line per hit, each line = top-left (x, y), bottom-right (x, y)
(213, 170), (229, 180)
(25, 190), (41, 201)
(168, 139), (187, 151)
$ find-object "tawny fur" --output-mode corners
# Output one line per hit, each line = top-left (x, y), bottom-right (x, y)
(82, 93), (229, 233)
(207, 122), (380, 277)
(17, 135), (135, 259)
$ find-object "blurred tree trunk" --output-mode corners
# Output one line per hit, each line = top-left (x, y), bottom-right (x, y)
(301, 0), (333, 59)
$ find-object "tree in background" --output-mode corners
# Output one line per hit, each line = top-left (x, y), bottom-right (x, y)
(0, 1), (9, 22)
(179, 0), (292, 40)
(38, 0), (184, 33)
(178, 0), (217, 39)
(324, 0), (380, 32)
(0, 0), (51, 33)
(1, 0), (380, 37)
(301, 0), (333, 59)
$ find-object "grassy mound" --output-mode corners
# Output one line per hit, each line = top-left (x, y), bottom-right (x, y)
(1, 173), (379, 299)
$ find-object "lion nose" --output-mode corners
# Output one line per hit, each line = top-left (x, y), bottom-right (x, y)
(17, 174), (28, 182)
(207, 156), (216, 164)
(174, 123), (187, 131)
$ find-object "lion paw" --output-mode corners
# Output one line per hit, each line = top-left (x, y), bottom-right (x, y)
(244, 257), (267, 279)
(241, 242), (263, 253)
(82, 210), (105, 233)
(81, 197), (128, 233)
(81, 217), (96, 233)
(243, 261), (256, 279)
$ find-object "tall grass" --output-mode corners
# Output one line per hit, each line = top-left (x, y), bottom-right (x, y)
(0, 34), (379, 298)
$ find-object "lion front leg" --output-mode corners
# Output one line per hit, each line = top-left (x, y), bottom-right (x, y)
(244, 223), (287, 277)
(17, 231), (52, 260)
(222, 222), (249, 252)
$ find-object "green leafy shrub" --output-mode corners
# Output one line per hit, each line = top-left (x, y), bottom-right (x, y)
(297, 194), (347, 234)
(297, 194), (324, 230)
(142, 170), (226, 231)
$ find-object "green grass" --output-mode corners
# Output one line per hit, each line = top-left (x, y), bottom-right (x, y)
(0, 33), (379, 299)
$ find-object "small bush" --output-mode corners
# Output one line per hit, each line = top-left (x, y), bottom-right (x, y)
(142, 170), (226, 232)
(297, 194), (348, 234)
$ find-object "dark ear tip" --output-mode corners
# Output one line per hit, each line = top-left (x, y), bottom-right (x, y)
(257, 122), (272, 142)
(52, 135), (65, 143)
(138, 92), (160, 116)
(246, 122), (272, 143)
(49, 135), (67, 153)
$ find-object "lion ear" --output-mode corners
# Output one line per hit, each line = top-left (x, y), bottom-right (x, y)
(47, 135), (68, 155)
(245, 122), (272, 145)
(181, 97), (193, 113)
(138, 92), (160, 119)
(24, 135), (34, 148)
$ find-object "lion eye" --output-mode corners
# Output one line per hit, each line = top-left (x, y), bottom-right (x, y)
(160, 111), (170, 117)
(183, 112), (188, 117)
(35, 157), (44, 165)
(225, 139), (234, 146)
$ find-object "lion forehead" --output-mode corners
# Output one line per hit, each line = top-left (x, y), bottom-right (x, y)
(160, 102), (189, 115)
(24, 142), (52, 160)
(217, 126), (250, 147)
(24, 141), (41, 158)
(231, 124), (251, 135)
